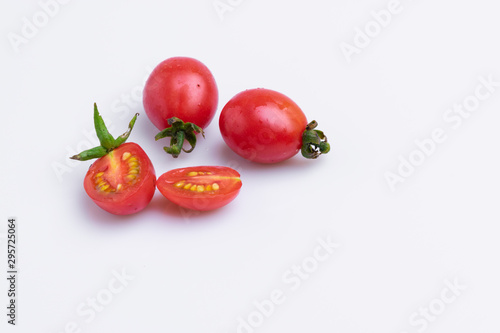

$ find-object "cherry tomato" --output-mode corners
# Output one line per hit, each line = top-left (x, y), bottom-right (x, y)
(143, 57), (218, 157)
(71, 104), (156, 215)
(219, 88), (330, 163)
(83, 143), (156, 215)
(156, 166), (242, 211)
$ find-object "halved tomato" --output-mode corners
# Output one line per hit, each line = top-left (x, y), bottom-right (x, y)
(156, 166), (242, 211)
(72, 104), (156, 216)
(83, 142), (156, 215)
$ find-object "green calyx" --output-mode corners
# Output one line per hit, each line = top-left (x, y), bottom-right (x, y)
(70, 103), (138, 161)
(154, 117), (204, 158)
(301, 120), (331, 159)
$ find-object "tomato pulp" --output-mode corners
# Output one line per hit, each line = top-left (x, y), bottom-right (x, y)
(156, 166), (242, 211)
(219, 88), (309, 163)
(83, 143), (156, 215)
(143, 57), (218, 131)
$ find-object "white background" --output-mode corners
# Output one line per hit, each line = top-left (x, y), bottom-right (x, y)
(1, 0), (500, 332)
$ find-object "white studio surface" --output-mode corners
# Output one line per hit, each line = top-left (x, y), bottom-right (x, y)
(1, 0), (499, 332)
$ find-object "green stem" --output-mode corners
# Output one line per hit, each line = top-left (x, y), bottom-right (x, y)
(115, 113), (139, 146)
(164, 131), (185, 158)
(93, 103), (115, 149)
(70, 146), (108, 161)
(301, 120), (331, 159)
(155, 117), (204, 158)
(69, 104), (139, 161)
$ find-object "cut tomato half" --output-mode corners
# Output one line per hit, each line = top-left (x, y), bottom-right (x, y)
(83, 143), (156, 215)
(156, 166), (242, 211)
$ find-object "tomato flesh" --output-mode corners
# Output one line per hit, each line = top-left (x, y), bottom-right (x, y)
(143, 57), (218, 131)
(156, 166), (242, 211)
(83, 143), (156, 215)
(219, 88), (308, 163)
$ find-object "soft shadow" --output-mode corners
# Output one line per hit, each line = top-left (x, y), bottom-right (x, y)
(147, 193), (223, 224)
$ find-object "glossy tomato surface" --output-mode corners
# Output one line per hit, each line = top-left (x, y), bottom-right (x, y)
(83, 143), (156, 215)
(157, 166), (242, 211)
(143, 57), (218, 131)
(219, 88), (308, 163)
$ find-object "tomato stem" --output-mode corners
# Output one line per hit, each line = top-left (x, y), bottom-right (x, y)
(301, 120), (331, 159)
(70, 146), (108, 161)
(114, 112), (139, 146)
(155, 117), (205, 158)
(70, 104), (139, 161)
(94, 103), (116, 149)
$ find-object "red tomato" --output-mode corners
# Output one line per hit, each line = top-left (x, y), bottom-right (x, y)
(219, 88), (309, 163)
(83, 143), (156, 215)
(143, 57), (218, 131)
(156, 166), (242, 211)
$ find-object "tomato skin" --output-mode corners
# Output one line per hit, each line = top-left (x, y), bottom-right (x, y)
(219, 88), (308, 164)
(156, 166), (242, 211)
(143, 57), (218, 131)
(83, 143), (156, 215)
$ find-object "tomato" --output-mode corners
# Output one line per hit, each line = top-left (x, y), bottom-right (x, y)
(219, 88), (330, 163)
(83, 143), (156, 215)
(143, 57), (218, 157)
(71, 104), (156, 215)
(143, 57), (218, 130)
(156, 166), (242, 211)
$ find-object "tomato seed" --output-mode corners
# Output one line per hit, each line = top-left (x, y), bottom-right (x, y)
(121, 152), (131, 161)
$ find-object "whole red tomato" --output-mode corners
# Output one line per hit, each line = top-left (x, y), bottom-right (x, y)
(143, 57), (218, 157)
(219, 88), (330, 163)
(72, 104), (156, 215)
